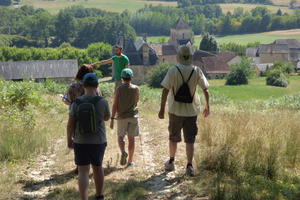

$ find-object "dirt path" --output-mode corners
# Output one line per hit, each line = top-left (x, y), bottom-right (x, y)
(15, 110), (208, 200)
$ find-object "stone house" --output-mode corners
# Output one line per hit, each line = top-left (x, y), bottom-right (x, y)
(192, 50), (240, 79)
(247, 39), (300, 66)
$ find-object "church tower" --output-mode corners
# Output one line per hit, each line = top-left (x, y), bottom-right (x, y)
(169, 18), (194, 50)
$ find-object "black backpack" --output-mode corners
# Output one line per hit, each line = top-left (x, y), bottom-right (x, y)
(173, 66), (195, 103)
(75, 96), (102, 135)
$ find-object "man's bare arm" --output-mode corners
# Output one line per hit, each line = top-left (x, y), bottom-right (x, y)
(158, 88), (169, 119)
(110, 88), (120, 129)
(67, 116), (76, 148)
(202, 88), (210, 117)
(91, 58), (113, 67)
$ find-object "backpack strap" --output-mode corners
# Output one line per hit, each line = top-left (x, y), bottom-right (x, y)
(175, 65), (185, 82)
(187, 68), (195, 83)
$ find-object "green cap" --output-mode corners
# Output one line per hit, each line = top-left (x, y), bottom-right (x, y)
(121, 68), (133, 79)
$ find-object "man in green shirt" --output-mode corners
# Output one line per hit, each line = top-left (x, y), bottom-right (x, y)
(90, 45), (130, 90)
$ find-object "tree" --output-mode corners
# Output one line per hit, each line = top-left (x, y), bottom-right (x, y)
(199, 32), (219, 53)
(266, 69), (289, 87)
(225, 58), (255, 85)
(276, 9), (283, 16)
(0, 0), (11, 6)
(54, 11), (77, 45)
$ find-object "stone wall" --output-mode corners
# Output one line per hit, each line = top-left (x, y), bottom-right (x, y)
(0, 59), (78, 80)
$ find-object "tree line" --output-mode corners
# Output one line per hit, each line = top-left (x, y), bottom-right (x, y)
(131, 5), (300, 36)
(1, 5), (300, 48)
(0, 6), (135, 48)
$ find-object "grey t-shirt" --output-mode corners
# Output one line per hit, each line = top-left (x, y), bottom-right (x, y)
(70, 96), (111, 144)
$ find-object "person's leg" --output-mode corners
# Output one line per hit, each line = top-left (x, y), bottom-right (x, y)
(186, 143), (194, 164)
(91, 143), (106, 199)
(78, 165), (90, 200)
(183, 116), (198, 176)
(118, 135), (126, 153)
(127, 136), (135, 163)
(92, 165), (104, 197)
(127, 117), (139, 164)
(169, 141), (177, 159)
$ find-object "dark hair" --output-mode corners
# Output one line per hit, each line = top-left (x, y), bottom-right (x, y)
(122, 77), (131, 82)
(75, 64), (94, 81)
(114, 45), (123, 50)
(83, 81), (98, 88)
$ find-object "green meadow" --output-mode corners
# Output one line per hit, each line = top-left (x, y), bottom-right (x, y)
(209, 76), (300, 101)
(21, 0), (177, 14)
(145, 29), (300, 45)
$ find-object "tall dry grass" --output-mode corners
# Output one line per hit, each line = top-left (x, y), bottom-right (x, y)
(194, 106), (300, 200)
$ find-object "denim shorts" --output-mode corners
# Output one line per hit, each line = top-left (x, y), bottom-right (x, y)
(74, 143), (107, 166)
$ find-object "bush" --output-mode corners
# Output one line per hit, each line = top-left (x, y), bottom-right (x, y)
(225, 58), (255, 85)
(266, 70), (289, 87)
(146, 63), (171, 88)
(273, 61), (295, 74)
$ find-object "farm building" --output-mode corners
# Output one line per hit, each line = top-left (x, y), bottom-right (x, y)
(246, 39), (300, 65)
(0, 59), (78, 81)
(192, 50), (241, 79)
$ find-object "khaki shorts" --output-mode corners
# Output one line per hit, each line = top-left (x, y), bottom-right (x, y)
(168, 113), (198, 143)
(117, 117), (140, 138)
(115, 80), (122, 91)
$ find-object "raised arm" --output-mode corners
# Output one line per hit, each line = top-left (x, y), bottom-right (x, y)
(91, 58), (113, 68)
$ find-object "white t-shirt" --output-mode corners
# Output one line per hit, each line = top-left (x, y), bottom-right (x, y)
(161, 64), (209, 117)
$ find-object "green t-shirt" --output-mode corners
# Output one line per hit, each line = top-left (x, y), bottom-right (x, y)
(112, 54), (130, 81)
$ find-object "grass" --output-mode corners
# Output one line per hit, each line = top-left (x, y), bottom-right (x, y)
(193, 106), (300, 200)
(209, 76), (300, 101)
(218, 3), (292, 14)
(20, 0), (177, 14)
(145, 29), (300, 46)
(1, 75), (300, 199)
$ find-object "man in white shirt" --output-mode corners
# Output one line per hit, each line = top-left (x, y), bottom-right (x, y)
(158, 45), (210, 176)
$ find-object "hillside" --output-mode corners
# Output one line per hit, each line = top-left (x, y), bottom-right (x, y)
(218, 3), (292, 14)
(21, 0), (177, 13)
(145, 29), (300, 45)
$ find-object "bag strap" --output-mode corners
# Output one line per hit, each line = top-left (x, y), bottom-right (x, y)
(187, 68), (195, 83)
(175, 66), (185, 82)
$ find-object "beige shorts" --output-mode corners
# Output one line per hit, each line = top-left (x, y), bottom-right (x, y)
(117, 117), (140, 138)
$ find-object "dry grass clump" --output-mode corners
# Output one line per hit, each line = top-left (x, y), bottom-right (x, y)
(194, 106), (300, 200)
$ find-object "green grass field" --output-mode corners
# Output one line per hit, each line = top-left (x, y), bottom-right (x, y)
(209, 76), (300, 101)
(21, 0), (177, 13)
(218, 3), (292, 14)
(145, 29), (300, 45)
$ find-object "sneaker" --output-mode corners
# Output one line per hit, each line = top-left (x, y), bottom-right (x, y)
(164, 160), (175, 172)
(127, 162), (135, 167)
(186, 165), (195, 177)
(120, 152), (128, 166)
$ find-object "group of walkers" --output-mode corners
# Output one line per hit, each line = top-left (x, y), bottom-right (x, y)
(61, 44), (210, 200)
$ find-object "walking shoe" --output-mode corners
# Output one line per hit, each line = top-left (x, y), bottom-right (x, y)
(186, 165), (195, 177)
(127, 162), (135, 167)
(164, 160), (175, 172)
(120, 152), (128, 166)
